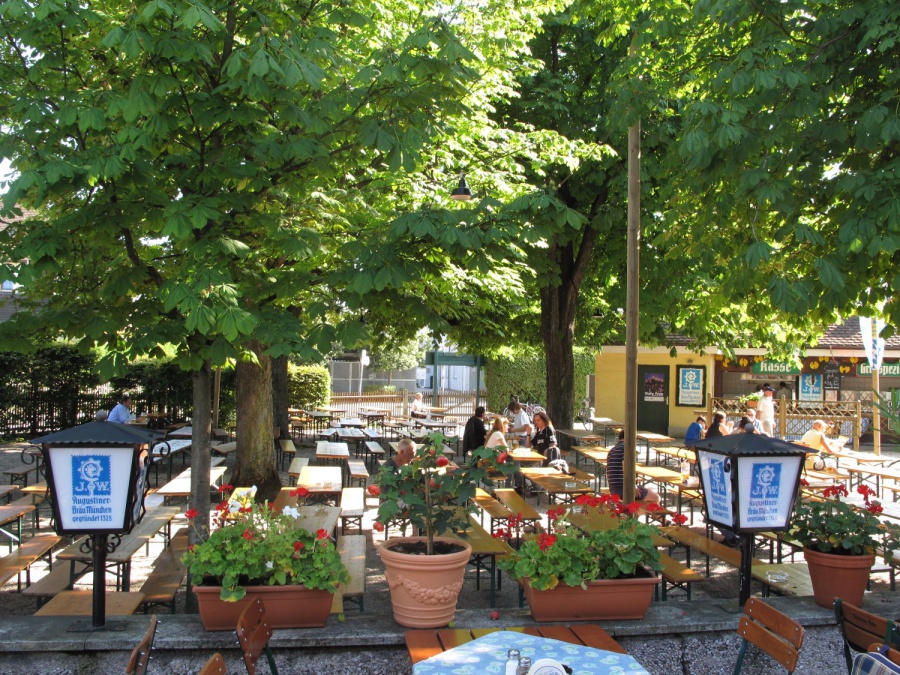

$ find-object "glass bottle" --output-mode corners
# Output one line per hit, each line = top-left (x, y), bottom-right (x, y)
(681, 459), (691, 480)
(516, 656), (532, 675)
(505, 650), (521, 675)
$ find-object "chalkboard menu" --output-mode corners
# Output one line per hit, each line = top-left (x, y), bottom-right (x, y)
(823, 361), (841, 391)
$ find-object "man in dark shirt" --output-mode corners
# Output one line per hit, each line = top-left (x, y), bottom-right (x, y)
(462, 406), (487, 455)
(382, 438), (415, 473)
(607, 431), (659, 503)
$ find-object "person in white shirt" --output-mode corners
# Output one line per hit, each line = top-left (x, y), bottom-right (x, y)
(410, 392), (427, 419)
(801, 420), (838, 454)
(756, 386), (775, 436)
(485, 417), (509, 449)
(108, 394), (133, 423)
(508, 402), (532, 447)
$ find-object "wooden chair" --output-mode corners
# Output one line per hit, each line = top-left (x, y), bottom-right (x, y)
(125, 615), (157, 675)
(835, 598), (900, 673)
(199, 653), (227, 675)
(733, 598), (804, 674)
(236, 598), (278, 675)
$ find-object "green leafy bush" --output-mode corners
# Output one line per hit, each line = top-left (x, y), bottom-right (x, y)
(288, 363), (331, 409)
(484, 347), (594, 413)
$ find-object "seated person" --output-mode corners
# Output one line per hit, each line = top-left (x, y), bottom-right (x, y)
(531, 412), (561, 465)
(462, 407), (487, 454)
(801, 420), (839, 454)
(704, 412), (729, 438)
(485, 417), (509, 450)
(685, 416), (706, 444)
(607, 431), (660, 503)
(382, 438), (415, 473)
(410, 392), (427, 419)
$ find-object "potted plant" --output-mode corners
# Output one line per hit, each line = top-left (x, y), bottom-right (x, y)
(791, 482), (896, 608)
(498, 494), (666, 621)
(740, 391), (764, 409)
(183, 485), (350, 630)
(372, 432), (514, 628)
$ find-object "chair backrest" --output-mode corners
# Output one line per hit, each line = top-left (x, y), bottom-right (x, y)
(199, 653), (227, 675)
(236, 598), (278, 675)
(733, 598), (805, 674)
(868, 644), (900, 667)
(125, 615), (158, 675)
(836, 598), (900, 673)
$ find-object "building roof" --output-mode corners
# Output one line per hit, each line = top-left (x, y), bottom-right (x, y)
(816, 317), (900, 349)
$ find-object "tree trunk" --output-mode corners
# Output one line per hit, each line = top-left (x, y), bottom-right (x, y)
(271, 355), (289, 440)
(541, 283), (577, 428)
(189, 361), (212, 543)
(231, 341), (281, 501)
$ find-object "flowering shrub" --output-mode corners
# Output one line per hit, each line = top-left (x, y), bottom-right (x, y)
(792, 483), (897, 557)
(498, 496), (663, 591)
(182, 485), (349, 601)
(373, 432), (514, 555)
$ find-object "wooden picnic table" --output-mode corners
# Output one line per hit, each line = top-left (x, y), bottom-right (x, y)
(636, 431), (676, 464)
(846, 464), (900, 500)
(565, 506), (672, 548)
(149, 438), (192, 482)
(441, 513), (513, 608)
(316, 441), (350, 464)
(415, 419), (458, 432)
(588, 417), (624, 444)
(316, 406), (346, 415)
(56, 505), (181, 591)
(520, 467), (596, 504)
(35, 590), (145, 617)
(156, 464), (227, 503)
(0, 485), (20, 504)
(388, 441), (455, 458)
(506, 448), (546, 464)
(0, 502), (36, 549)
(269, 494), (341, 533)
(292, 466), (344, 499)
(167, 425), (193, 439)
(556, 428), (606, 444)
(338, 418), (365, 428)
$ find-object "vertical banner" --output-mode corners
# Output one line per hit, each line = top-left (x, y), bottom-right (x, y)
(860, 316), (886, 372)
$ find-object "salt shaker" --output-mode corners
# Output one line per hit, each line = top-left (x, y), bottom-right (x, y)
(505, 649), (521, 675)
(516, 656), (532, 674)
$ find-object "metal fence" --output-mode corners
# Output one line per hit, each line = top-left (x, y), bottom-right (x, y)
(329, 389), (481, 422)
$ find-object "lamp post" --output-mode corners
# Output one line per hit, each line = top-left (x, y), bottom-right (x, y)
(693, 433), (807, 605)
(33, 420), (160, 629)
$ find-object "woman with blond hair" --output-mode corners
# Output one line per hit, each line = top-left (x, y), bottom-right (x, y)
(485, 417), (509, 449)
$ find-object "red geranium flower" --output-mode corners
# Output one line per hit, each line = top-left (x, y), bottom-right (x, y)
(316, 529), (329, 540)
(242, 529), (253, 540)
(436, 456), (449, 467)
(217, 484), (233, 493)
(537, 533), (557, 551)
(367, 484), (381, 497)
(497, 452), (508, 464)
(492, 528), (509, 539)
(373, 521), (385, 532)
(215, 502), (228, 512)
(547, 507), (565, 522)
(799, 478), (810, 487)
(184, 508), (198, 520)
(293, 540), (304, 551)
(672, 513), (688, 526)
(290, 487), (309, 498)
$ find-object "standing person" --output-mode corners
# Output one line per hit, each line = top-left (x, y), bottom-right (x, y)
(108, 394), (133, 423)
(777, 381), (793, 401)
(607, 431), (660, 503)
(756, 385), (775, 436)
(462, 407), (487, 454)
(685, 416), (706, 445)
(508, 402), (533, 447)
(531, 411), (561, 465)
(410, 392), (427, 419)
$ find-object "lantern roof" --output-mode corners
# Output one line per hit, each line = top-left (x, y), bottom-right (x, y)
(32, 421), (164, 446)
(693, 432), (808, 456)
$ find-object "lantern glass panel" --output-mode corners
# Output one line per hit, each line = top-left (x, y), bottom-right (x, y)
(736, 455), (803, 531)
(697, 450), (734, 528)
(48, 446), (134, 531)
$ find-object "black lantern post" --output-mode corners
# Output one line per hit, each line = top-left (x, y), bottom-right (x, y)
(33, 421), (162, 629)
(693, 432), (807, 605)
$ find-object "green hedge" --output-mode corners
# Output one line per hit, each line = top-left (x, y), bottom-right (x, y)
(288, 364), (331, 409)
(484, 348), (594, 414)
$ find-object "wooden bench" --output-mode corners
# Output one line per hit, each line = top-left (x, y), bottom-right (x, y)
(347, 460), (369, 487)
(662, 525), (762, 576)
(364, 441), (386, 469)
(287, 457), (310, 486)
(140, 528), (189, 613)
(211, 441), (236, 457)
(330, 534), (365, 613)
(493, 488), (543, 533)
(362, 427), (382, 441)
(3, 466), (40, 489)
(9, 494), (45, 531)
(472, 488), (512, 534)
(0, 534), (62, 592)
(278, 438), (297, 471)
(23, 561), (90, 606)
(340, 488), (365, 535)
(656, 551), (704, 600)
(405, 624), (626, 665)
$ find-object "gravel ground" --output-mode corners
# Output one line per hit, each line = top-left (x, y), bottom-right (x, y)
(1, 436), (898, 620)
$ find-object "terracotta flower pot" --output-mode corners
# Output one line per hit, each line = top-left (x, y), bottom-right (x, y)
(378, 536), (472, 628)
(803, 547), (875, 609)
(522, 572), (658, 622)
(193, 584), (333, 630)
(745, 400), (758, 409)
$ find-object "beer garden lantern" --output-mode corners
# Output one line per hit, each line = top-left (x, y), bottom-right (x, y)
(692, 432), (808, 605)
(33, 420), (163, 629)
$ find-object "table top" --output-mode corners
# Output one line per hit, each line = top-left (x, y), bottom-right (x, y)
(167, 426), (193, 439)
(338, 418), (365, 427)
(520, 467), (595, 495)
(589, 417), (623, 427)
(58, 506), (181, 563)
(507, 448), (546, 464)
(636, 431), (675, 444)
(35, 591), (145, 617)
(556, 428), (605, 441)
(150, 438), (192, 456)
(0, 502), (35, 524)
(156, 465), (227, 497)
(316, 407), (346, 414)
(413, 630), (648, 674)
(0, 485), (20, 500)
(294, 466), (343, 493)
(316, 441), (350, 460)
(307, 411), (335, 419)
(268, 495), (340, 533)
(416, 419), (458, 430)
